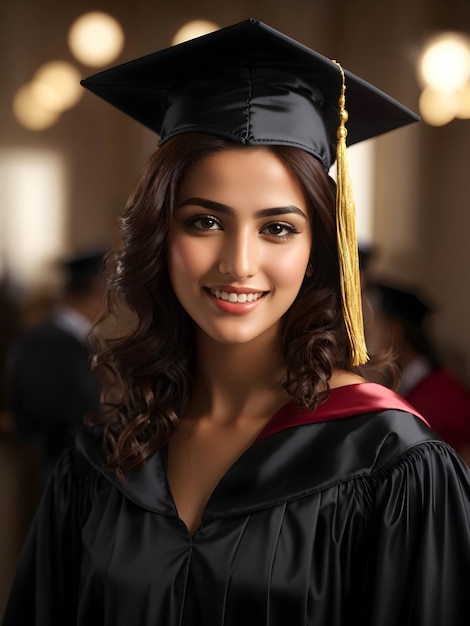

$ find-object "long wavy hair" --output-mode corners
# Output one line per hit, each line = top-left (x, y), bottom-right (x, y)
(89, 133), (395, 478)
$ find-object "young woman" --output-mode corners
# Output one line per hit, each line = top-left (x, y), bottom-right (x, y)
(4, 19), (470, 626)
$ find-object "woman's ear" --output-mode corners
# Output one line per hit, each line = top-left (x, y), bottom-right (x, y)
(305, 262), (313, 278)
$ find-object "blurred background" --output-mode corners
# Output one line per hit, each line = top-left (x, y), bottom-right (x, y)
(1, 0), (470, 616)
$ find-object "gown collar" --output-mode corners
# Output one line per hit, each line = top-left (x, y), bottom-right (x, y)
(257, 382), (427, 441)
(77, 383), (429, 519)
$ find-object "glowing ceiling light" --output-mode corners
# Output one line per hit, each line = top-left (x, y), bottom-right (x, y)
(172, 20), (219, 45)
(32, 61), (83, 112)
(419, 86), (461, 126)
(418, 32), (470, 92)
(456, 83), (470, 119)
(13, 83), (60, 131)
(68, 11), (125, 67)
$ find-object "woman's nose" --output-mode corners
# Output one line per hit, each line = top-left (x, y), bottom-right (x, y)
(218, 229), (259, 279)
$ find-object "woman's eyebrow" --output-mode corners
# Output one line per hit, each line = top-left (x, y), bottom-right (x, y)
(177, 197), (307, 219)
(177, 197), (233, 214)
(254, 206), (307, 220)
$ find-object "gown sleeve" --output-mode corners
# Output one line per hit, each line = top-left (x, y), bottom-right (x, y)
(360, 441), (470, 625)
(2, 446), (95, 625)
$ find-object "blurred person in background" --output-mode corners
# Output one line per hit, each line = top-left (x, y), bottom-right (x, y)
(0, 271), (44, 618)
(358, 244), (376, 293)
(7, 250), (105, 485)
(357, 245), (399, 387)
(371, 282), (470, 464)
(0, 272), (22, 421)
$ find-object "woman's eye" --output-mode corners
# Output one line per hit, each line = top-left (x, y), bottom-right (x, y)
(187, 215), (221, 230)
(261, 222), (298, 238)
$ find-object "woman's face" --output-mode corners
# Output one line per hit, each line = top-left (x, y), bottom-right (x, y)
(167, 147), (312, 346)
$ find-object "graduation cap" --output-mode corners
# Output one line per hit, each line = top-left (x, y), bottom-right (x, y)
(61, 250), (105, 295)
(358, 244), (377, 273)
(81, 18), (419, 365)
(373, 284), (432, 326)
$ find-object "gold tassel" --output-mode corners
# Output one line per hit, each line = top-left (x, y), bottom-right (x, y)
(332, 61), (369, 366)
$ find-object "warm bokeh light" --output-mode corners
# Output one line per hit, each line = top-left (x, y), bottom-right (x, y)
(13, 83), (60, 131)
(32, 61), (83, 111)
(418, 32), (470, 92)
(456, 83), (470, 119)
(0, 149), (66, 286)
(172, 20), (219, 45)
(419, 86), (461, 126)
(416, 31), (470, 125)
(68, 11), (124, 67)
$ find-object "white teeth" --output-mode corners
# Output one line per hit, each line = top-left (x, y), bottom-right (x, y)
(210, 289), (264, 303)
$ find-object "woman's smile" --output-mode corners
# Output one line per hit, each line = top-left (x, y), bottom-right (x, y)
(204, 286), (268, 316)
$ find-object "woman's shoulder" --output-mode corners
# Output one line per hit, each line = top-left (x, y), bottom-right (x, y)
(46, 431), (109, 508)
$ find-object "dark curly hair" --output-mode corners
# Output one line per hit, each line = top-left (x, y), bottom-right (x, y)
(88, 133), (395, 478)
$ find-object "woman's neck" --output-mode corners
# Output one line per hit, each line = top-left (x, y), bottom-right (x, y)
(187, 329), (290, 423)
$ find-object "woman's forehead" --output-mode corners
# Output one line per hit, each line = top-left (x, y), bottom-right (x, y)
(176, 148), (309, 212)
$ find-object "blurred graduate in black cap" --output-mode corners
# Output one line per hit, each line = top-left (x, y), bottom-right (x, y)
(7, 250), (105, 485)
(371, 282), (470, 463)
(4, 19), (470, 626)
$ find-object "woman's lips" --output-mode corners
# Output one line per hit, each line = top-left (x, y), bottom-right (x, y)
(204, 287), (267, 314)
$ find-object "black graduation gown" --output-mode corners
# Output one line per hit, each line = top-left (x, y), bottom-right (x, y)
(3, 383), (470, 625)
(10, 320), (100, 458)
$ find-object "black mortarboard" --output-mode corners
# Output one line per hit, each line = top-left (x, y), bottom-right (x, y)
(62, 250), (105, 294)
(374, 284), (432, 326)
(81, 18), (418, 171)
(358, 244), (377, 273)
(81, 19), (419, 366)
